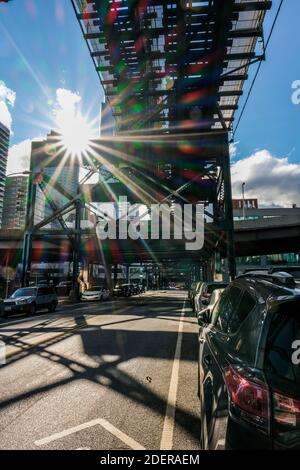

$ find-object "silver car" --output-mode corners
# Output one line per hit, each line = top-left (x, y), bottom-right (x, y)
(3, 286), (58, 316)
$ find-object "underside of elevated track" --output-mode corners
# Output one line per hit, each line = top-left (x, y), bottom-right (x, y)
(9, 0), (273, 287)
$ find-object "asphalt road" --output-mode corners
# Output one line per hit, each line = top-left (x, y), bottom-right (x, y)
(0, 290), (201, 450)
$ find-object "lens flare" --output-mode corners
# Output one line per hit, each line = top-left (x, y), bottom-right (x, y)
(58, 112), (93, 157)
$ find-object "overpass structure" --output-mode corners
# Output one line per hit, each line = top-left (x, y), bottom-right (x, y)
(6, 0), (273, 289)
(234, 207), (300, 256)
(1, 207), (299, 262)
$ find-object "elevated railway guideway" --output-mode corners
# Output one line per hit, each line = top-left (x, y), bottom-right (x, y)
(19, 1), (272, 288)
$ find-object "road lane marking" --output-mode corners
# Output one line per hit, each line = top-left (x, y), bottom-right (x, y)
(98, 418), (145, 450)
(215, 438), (225, 450)
(35, 418), (145, 450)
(160, 298), (186, 450)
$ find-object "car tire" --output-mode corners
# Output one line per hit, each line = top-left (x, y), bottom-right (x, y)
(48, 301), (57, 312)
(29, 303), (36, 316)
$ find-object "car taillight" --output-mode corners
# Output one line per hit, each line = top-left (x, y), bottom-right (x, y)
(224, 366), (270, 430)
(273, 392), (300, 427)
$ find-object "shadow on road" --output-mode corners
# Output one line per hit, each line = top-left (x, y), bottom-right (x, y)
(0, 292), (201, 446)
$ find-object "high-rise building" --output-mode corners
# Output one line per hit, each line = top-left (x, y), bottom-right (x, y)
(0, 122), (10, 226)
(30, 131), (80, 227)
(2, 175), (29, 229)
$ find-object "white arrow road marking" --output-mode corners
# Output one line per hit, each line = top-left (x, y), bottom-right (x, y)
(35, 418), (145, 450)
(160, 298), (186, 450)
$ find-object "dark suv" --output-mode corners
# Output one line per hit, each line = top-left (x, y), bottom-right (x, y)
(113, 283), (131, 297)
(198, 272), (300, 449)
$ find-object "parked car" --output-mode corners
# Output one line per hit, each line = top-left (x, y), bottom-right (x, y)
(38, 279), (50, 286)
(194, 282), (228, 315)
(268, 266), (300, 286)
(237, 270), (296, 288)
(189, 281), (203, 310)
(113, 283), (131, 297)
(130, 284), (140, 295)
(3, 286), (58, 316)
(197, 288), (225, 325)
(243, 268), (269, 274)
(198, 272), (300, 449)
(81, 286), (110, 302)
(56, 281), (72, 296)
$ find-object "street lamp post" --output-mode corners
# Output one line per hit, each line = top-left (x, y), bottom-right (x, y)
(6, 171), (31, 177)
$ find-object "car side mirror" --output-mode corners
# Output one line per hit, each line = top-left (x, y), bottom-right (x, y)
(198, 309), (211, 326)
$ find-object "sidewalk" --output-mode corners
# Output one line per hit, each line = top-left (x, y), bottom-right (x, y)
(58, 296), (80, 306)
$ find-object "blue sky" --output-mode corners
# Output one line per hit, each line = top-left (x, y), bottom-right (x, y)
(234, 0), (300, 163)
(0, 0), (103, 145)
(0, 0), (299, 206)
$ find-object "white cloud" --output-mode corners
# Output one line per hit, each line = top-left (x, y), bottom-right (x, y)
(231, 150), (300, 208)
(0, 81), (16, 130)
(6, 87), (83, 175)
(6, 139), (32, 175)
(6, 87), (87, 175)
(54, 88), (81, 129)
(229, 140), (239, 159)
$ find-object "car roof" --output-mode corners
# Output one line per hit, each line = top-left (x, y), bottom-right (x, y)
(232, 275), (300, 303)
(205, 282), (228, 287)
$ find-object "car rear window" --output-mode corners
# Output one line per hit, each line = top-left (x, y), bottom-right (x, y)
(227, 290), (256, 335)
(265, 303), (300, 384)
(214, 286), (242, 332)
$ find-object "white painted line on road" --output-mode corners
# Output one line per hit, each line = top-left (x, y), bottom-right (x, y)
(98, 418), (145, 450)
(160, 298), (186, 450)
(35, 418), (100, 446)
(215, 438), (225, 450)
(35, 418), (145, 450)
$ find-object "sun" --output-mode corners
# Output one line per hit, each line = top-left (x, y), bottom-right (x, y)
(59, 112), (94, 157)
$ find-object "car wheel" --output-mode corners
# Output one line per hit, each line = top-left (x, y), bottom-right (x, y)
(48, 301), (57, 312)
(100, 295), (103, 301)
(29, 303), (36, 316)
